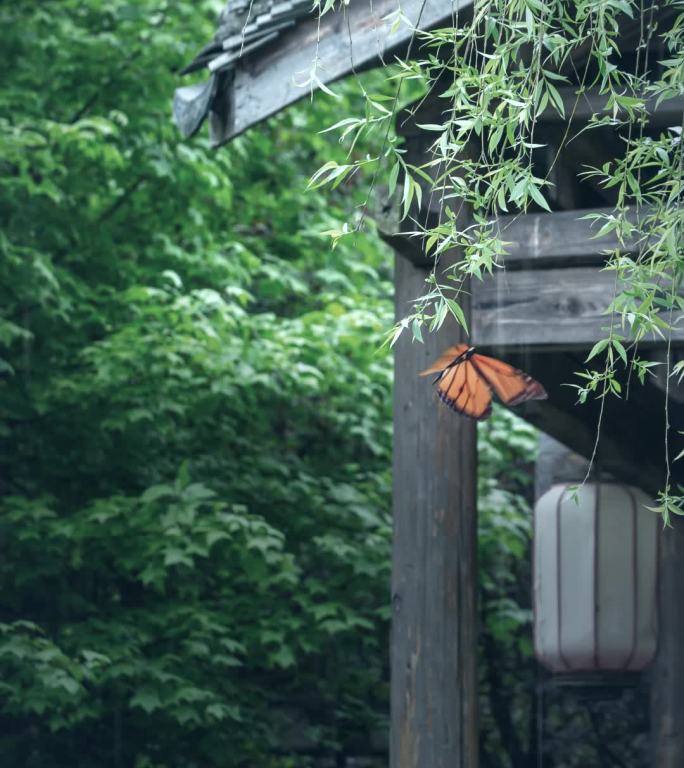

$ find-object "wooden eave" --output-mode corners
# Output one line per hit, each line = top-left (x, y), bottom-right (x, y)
(176, 0), (474, 145)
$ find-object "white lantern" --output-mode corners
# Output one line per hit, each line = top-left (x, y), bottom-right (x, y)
(533, 483), (658, 673)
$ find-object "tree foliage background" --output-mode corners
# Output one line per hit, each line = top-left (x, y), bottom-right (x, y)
(0, 1), (647, 767)
(1, 2), (394, 764)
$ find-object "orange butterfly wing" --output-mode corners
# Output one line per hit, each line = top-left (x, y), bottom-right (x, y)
(434, 358), (493, 420)
(420, 346), (546, 418)
(469, 352), (547, 406)
(418, 344), (469, 378)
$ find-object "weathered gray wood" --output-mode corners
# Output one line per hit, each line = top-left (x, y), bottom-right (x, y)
(197, 0), (678, 143)
(391, 126), (479, 768)
(494, 207), (645, 269)
(392, 251), (478, 768)
(472, 266), (684, 348)
(219, 0), (474, 143)
(652, 518), (684, 767)
(381, 206), (650, 270)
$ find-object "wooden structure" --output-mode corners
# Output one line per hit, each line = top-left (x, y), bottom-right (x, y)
(175, 2), (684, 766)
(174, 0), (473, 145)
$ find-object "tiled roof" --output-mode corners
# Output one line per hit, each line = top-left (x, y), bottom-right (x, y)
(173, 0), (312, 140)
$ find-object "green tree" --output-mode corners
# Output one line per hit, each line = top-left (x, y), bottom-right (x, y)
(1, 2), (393, 765)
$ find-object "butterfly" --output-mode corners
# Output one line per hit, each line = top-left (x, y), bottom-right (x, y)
(419, 344), (547, 420)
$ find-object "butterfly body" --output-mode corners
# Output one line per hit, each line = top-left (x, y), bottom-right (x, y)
(430, 346), (475, 384)
(420, 344), (547, 420)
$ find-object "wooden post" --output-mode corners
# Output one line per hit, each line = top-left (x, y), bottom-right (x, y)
(390, 247), (478, 767)
(652, 519), (684, 767)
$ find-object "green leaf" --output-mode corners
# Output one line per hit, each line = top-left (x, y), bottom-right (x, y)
(612, 339), (628, 367)
(131, 688), (162, 714)
(445, 298), (469, 333)
(388, 161), (400, 197)
(527, 182), (551, 212)
(141, 484), (176, 503)
(586, 338), (610, 362)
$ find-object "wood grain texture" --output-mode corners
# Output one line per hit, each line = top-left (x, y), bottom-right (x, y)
(494, 207), (644, 269)
(216, 0), (474, 143)
(382, 206), (649, 270)
(392, 251), (478, 768)
(471, 266), (684, 348)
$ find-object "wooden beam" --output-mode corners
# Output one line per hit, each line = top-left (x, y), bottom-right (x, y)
(380, 206), (649, 270)
(217, 0), (474, 143)
(391, 130), (478, 768)
(383, 204), (683, 348)
(392, 252), (478, 768)
(494, 207), (644, 269)
(471, 266), (684, 348)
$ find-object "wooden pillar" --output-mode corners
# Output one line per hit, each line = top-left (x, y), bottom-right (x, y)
(390, 247), (478, 768)
(652, 518), (684, 767)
